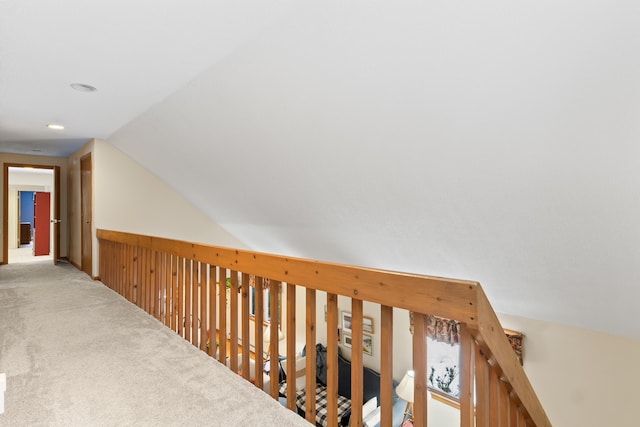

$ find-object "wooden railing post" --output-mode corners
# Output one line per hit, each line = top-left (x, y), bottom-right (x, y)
(379, 305), (394, 427)
(412, 312), (428, 427)
(305, 288), (316, 423)
(350, 299), (363, 427)
(459, 323), (475, 427)
(208, 264), (216, 357)
(286, 284), (298, 410)
(269, 280), (281, 398)
(241, 273), (250, 379)
(326, 293), (339, 426)
(184, 259), (192, 344)
(490, 364), (500, 426)
(217, 267), (227, 364)
(254, 276), (264, 387)
(229, 270), (239, 371)
(475, 343), (489, 427)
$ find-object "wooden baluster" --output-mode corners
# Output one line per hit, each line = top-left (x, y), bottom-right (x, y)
(218, 268), (227, 364)
(241, 273), (250, 380)
(173, 256), (180, 334)
(208, 265), (217, 357)
(199, 264), (206, 351)
(124, 244), (130, 301)
(305, 288), (316, 422)
(104, 241), (110, 288)
(269, 280), (281, 398)
(229, 271), (239, 372)
(118, 242), (123, 296)
(140, 248), (149, 311)
(177, 257), (184, 338)
(123, 244), (127, 296)
(412, 312), (428, 427)
(192, 261), (199, 347)
(150, 250), (157, 318)
(141, 247), (148, 311)
(146, 248), (152, 314)
(109, 242), (114, 289)
(114, 242), (117, 291)
(99, 241), (105, 287)
(111, 242), (116, 289)
(254, 277), (264, 388)
(159, 252), (166, 322)
(351, 299), (363, 427)
(185, 259), (192, 343)
(326, 293), (338, 426)
(286, 283), (298, 410)
(134, 247), (140, 306)
(459, 324), (474, 427)
(518, 408), (526, 427)
(120, 243), (124, 294)
(105, 241), (111, 289)
(98, 241), (103, 286)
(380, 305), (394, 427)
(490, 365), (500, 427)
(165, 253), (171, 327)
(500, 379), (509, 426)
(509, 393), (518, 426)
(475, 343), (489, 427)
(116, 242), (121, 295)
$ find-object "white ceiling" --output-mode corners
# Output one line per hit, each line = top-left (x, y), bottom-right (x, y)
(2, 1), (640, 339)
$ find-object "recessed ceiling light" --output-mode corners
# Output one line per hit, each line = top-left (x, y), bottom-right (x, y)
(70, 83), (97, 92)
(47, 124), (64, 130)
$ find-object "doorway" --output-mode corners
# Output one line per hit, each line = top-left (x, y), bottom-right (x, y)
(2, 164), (60, 264)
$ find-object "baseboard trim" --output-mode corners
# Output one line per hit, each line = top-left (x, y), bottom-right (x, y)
(70, 260), (81, 271)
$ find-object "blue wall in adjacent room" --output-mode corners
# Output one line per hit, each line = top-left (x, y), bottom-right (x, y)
(20, 191), (35, 235)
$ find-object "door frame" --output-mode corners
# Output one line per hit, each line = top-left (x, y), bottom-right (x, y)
(80, 153), (92, 277)
(2, 163), (60, 265)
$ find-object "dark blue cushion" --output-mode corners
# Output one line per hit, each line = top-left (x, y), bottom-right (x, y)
(337, 353), (352, 399)
(362, 367), (381, 404)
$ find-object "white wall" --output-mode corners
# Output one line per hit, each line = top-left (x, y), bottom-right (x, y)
(67, 139), (247, 276)
(499, 313), (640, 427)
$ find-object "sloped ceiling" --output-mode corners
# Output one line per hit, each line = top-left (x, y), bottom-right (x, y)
(108, 2), (640, 339)
(5, 1), (640, 338)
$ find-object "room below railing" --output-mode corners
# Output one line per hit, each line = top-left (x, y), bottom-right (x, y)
(97, 229), (551, 427)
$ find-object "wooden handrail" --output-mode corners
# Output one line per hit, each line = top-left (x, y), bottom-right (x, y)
(97, 229), (551, 427)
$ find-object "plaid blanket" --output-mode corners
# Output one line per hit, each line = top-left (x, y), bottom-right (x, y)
(279, 382), (352, 427)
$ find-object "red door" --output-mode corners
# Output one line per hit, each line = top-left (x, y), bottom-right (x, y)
(33, 192), (50, 256)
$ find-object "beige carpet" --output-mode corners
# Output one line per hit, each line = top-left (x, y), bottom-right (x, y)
(0, 261), (310, 427)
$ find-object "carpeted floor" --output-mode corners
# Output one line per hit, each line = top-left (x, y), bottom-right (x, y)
(0, 261), (310, 426)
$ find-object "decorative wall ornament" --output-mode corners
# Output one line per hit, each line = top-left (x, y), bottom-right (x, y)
(409, 312), (524, 365)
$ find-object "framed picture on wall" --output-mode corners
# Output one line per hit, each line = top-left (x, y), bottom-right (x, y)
(343, 333), (353, 348)
(363, 334), (373, 356)
(363, 316), (374, 334)
(341, 311), (352, 334)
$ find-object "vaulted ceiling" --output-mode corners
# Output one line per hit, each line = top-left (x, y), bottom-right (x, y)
(2, 1), (639, 339)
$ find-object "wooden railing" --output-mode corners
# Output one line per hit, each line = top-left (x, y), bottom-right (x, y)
(97, 229), (551, 427)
